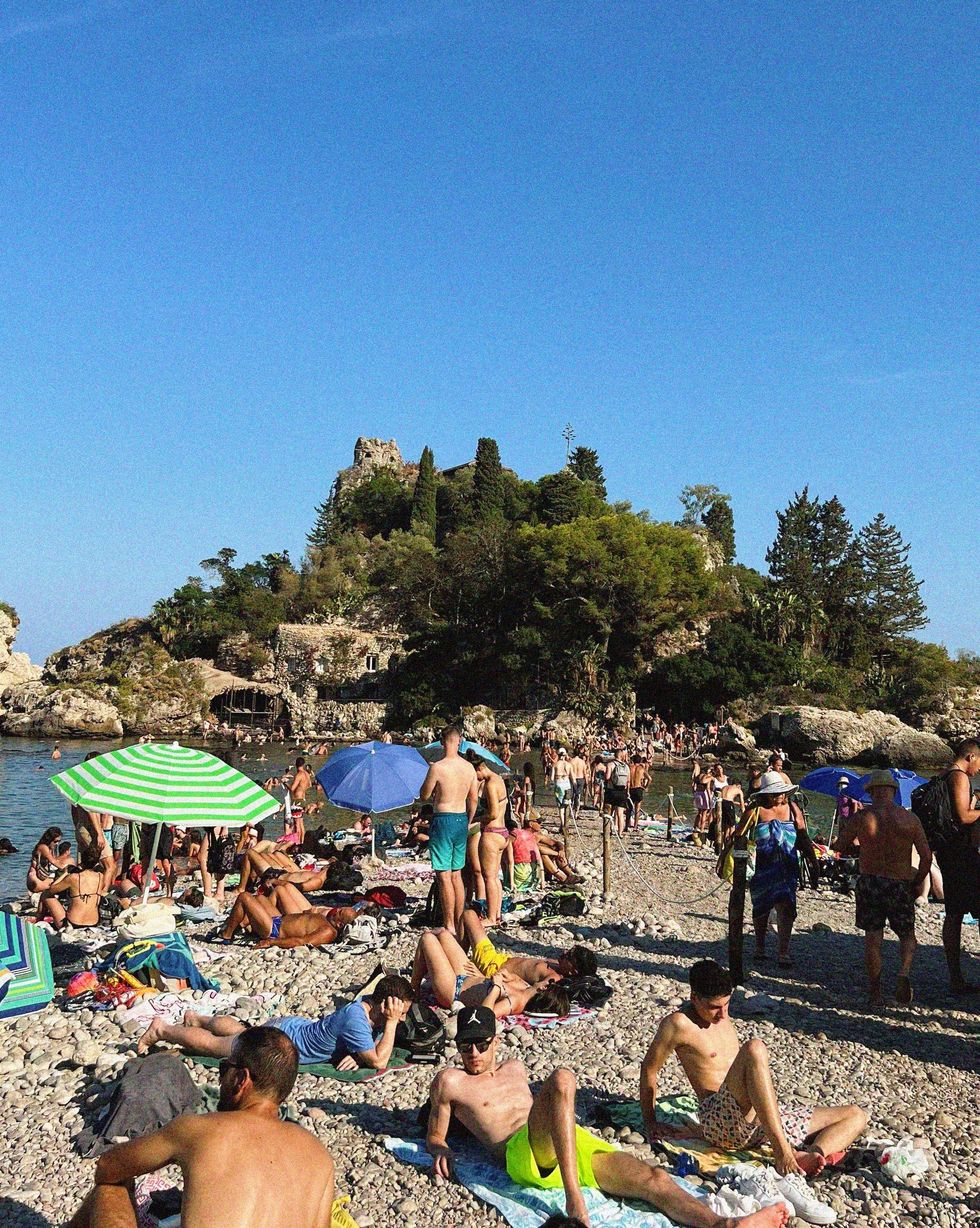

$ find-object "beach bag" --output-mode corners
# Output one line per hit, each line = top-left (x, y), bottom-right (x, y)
(207, 833), (237, 876)
(409, 881), (443, 929)
(345, 916), (380, 945)
(360, 885), (408, 910)
(114, 901), (177, 940)
(535, 890), (586, 920)
(560, 974), (613, 1008)
(716, 808), (759, 883)
(395, 1001), (445, 1063)
(911, 772), (961, 850)
(324, 861), (364, 891)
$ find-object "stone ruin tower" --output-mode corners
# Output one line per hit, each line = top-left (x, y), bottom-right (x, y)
(330, 437), (417, 503)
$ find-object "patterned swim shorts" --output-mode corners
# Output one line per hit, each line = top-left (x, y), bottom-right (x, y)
(855, 873), (916, 937)
(699, 1085), (813, 1150)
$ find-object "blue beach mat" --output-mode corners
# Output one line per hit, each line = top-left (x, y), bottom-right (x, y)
(383, 1136), (706, 1228)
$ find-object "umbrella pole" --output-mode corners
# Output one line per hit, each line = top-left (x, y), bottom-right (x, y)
(141, 823), (163, 905)
(371, 823), (377, 863)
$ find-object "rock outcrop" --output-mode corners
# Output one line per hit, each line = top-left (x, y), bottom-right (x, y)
(0, 682), (123, 737)
(331, 437), (418, 502)
(756, 706), (951, 768)
(919, 686), (980, 743)
(0, 607), (42, 690)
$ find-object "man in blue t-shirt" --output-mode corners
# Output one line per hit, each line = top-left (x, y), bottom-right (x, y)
(137, 976), (414, 1071)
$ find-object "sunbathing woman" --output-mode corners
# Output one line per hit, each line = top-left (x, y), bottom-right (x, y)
(238, 846), (304, 891)
(410, 928), (566, 1020)
(37, 845), (113, 929)
(27, 827), (73, 893)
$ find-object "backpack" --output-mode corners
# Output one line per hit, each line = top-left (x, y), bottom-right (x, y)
(911, 771), (961, 850)
(534, 890), (586, 921)
(323, 862), (364, 892)
(395, 1002), (446, 1063)
(609, 759), (630, 788)
(207, 834), (237, 876)
(409, 881), (443, 929)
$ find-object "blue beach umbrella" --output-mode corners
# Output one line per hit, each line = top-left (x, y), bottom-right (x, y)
(316, 741), (428, 815)
(423, 739), (508, 772)
(800, 766), (927, 808)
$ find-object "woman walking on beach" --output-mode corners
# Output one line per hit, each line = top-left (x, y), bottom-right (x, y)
(748, 772), (813, 968)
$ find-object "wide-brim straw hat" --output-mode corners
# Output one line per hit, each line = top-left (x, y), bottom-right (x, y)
(751, 771), (797, 797)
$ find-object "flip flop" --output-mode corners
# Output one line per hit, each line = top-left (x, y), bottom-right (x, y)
(895, 975), (913, 1005)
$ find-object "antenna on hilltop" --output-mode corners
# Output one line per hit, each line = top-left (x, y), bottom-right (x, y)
(562, 423), (575, 466)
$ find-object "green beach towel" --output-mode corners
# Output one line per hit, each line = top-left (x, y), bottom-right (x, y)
(190, 1048), (412, 1082)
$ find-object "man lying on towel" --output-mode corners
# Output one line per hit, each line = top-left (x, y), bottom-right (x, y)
(219, 871), (339, 948)
(137, 975), (413, 1072)
(641, 960), (867, 1177)
(426, 1005), (787, 1228)
(461, 908), (598, 982)
(71, 1026), (335, 1228)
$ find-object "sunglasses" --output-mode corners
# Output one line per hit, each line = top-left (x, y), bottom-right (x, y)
(456, 1038), (493, 1054)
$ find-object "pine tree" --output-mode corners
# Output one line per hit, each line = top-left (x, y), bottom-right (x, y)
(537, 470), (585, 525)
(855, 513), (927, 656)
(307, 498), (336, 549)
(568, 446), (607, 498)
(703, 499), (736, 564)
(409, 446), (437, 540)
(765, 487), (821, 653)
(473, 437), (504, 521)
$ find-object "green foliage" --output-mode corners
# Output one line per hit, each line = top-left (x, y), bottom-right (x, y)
(472, 437), (504, 521)
(854, 513), (927, 656)
(568, 446), (607, 498)
(0, 601), (17, 625)
(409, 446), (437, 540)
(334, 468), (410, 538)
(679, 484), (729, 526)
(307, 499), (335, 550)
(703, 499), (736, 564)
(535, 470), (606, 525)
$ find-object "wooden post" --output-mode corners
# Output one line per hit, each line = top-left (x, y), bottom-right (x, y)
(666, 787), (675, 841)
(562, 806), (573, 861)
(712, 795), (723, 854)
(602, 810), (611, 895)
(728, 834), (749, 985)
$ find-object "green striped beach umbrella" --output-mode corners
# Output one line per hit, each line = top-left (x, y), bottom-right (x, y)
(0, 910), (54, 1019)
(51, 742), (281, 901)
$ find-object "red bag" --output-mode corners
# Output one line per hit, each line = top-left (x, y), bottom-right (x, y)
(360, 885), (408, 910)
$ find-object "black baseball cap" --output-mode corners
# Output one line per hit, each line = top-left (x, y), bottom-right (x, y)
(455, 1005), (496, 1045)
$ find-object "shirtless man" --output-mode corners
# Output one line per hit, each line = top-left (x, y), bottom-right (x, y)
(641, 961), (866, 1180)
(835, 769), (932, 1006)
(553, 748), (574, 825)
(427, 1005), (786, 1228)
(628, 756), (651, 829)
(720, 778), (745, 842)
(286, 757), (313, 845)
(569, 747), (588, 817)
(419, 726), (479, 934)
(461, 909), (596, 983)
(71, 1027), (334, 1228)
(476, 759), (512, 925)
(767, 755), (792, 786)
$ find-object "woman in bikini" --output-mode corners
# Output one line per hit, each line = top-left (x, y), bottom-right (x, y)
(411, 928), (568, 1020)
(27, 827), (73, 893)
(37, 844), (113, 929)
(476, 762), (514, 926)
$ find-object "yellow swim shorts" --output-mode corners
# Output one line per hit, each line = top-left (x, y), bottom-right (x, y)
(472, 937), (510, 977)
(505, 1124), (618, 1190)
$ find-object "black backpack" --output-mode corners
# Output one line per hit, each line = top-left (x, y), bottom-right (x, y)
(560, 974), (613, 1008)
(533, 890), (586, 922)
(409, 881), (443, 929)
(324, 862), (364, 891)
(396, 1002), (446, 1063)
(911, 771), (961, 850)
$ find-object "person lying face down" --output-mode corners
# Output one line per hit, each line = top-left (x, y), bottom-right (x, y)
(138, 976), (415, 1072)
(460, 908), (597, 984)
(70, 1026), (335, 1228)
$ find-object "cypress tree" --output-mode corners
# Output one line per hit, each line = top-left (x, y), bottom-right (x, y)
(307, 499), (335, 549)
(473, 437), (504, 521)
(703, 499), (736, 564)
(410, 446), (437, 540)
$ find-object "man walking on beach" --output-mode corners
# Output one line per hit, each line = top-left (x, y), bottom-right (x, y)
(426, 1005), (787, 1228)
(605, 747), (631, 837)
(71, 1026), (335, 1228)
(641, 961), (866, 1180)
(835, 769), (931, 1006)
(419, 725), (479, 933)
(569, 746), (588, 817)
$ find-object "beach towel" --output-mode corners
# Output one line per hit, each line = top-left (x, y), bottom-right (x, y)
(503, 1006), (597, 1031)
(600, 1095), (765, 1175)
(119, 990), (280, 1028)
(190, 1048), (413, 1082)
(383, 1136), (708, 1227)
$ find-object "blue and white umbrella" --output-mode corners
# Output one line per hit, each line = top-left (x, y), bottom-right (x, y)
(423, 739), (509, 773)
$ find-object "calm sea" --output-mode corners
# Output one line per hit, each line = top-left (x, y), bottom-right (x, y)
(0, 737), (837, 903)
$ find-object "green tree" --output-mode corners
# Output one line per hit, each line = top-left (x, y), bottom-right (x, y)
(472, 437), (504, 521)
(307, 498), (336, 549)
(409, 446), (437, 540)
(854, 513), (927, 658)
(703, 499), (736, 564)
(535, 470), (603, 526)
(678, 484), (729, 526)
(568, 446), (607, 497)
(336, 468), (410, 538)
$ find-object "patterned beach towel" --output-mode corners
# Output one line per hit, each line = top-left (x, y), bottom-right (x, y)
(600, 1094), (766, 1174)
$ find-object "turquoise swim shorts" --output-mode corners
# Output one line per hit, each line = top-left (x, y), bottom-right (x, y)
(429, 812), (469, 872)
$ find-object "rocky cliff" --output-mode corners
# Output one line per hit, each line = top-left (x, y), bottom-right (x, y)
(755, 705), (951, 768)
(0, 607), (42, 691)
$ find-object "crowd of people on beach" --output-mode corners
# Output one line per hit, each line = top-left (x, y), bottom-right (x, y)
(11, 723), (979, 1227)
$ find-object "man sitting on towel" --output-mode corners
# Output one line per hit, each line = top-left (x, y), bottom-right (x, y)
(71, 1026), (335, 1228)
(641, 960), (867, 1176)
(426, 1005), (787, 1228)
(461, 908), (597, 983)
(137, 975), (413, 1072)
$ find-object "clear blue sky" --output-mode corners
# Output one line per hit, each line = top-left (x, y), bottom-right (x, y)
(2, 1), (977, 663)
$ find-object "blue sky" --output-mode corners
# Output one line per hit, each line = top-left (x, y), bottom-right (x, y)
(1, 1), (977, 662)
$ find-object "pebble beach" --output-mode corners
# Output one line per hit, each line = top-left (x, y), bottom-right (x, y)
(1, 804), (977, 1228)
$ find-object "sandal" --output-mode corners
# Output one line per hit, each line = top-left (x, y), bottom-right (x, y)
(895, 975), (913, 1005)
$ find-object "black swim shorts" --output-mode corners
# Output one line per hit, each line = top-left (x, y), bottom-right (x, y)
(855, 873), (916, 937)
(934, 841), (980, 920)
